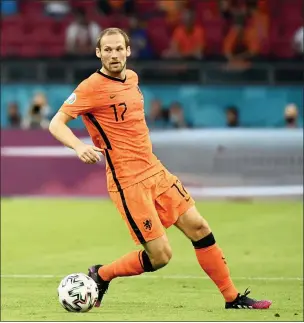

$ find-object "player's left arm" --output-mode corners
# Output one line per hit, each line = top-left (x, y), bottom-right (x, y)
(49, 112), (83, 149)
(49, 111), (103, 164)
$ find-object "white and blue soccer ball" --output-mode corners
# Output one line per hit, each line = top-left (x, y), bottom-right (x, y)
(58, 273), (99, 312)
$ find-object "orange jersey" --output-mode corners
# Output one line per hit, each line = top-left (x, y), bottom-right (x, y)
(60, 69), (164, 191)
(172, 25), (205, 57)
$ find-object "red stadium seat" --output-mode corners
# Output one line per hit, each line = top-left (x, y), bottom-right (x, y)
(2, 15), (24, 28)
(71, 0), (96, 12)
(20, 45), (40, 58)
(42, 45), (66, 57)
(259, 39), (271, 56)
(265, 0), (280, 17)
(24, 24), (65, 57)
(269, 22), (296, 58)
(24, 16), (56, 31)
(0, 0), (300, 59)
(271, 41), (294, 58)
(280, 7), (303, 26)
(22, 1), (43, 16)
(2, 25), (23, 45)
(135, 0), (158, 16)
(105, 15), (130, 30)
(196, 0), (219, 23)
(0, 43), (8, 57)
(203, 21), (225, 55)
(92, 15), (113, 29)
(147, 17), (171, 56)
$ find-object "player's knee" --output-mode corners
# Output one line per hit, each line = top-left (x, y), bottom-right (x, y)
(190, 218), (211, 241)
(149, 244), (172, 270)
(153, 248), (172, 269)
(177, 207), (212, 241)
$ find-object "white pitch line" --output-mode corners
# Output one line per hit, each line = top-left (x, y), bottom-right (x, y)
(0, 274), (303, 281)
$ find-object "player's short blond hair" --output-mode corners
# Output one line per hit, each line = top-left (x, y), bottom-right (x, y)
(96, 28), (130, 49)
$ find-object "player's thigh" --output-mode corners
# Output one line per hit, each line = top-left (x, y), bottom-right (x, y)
(174, 205), (211, 241)
(155, 171), (195, 228)
(109, 183), (165, 246)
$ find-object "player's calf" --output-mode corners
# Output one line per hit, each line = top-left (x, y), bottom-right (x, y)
(175, 207), (239, 302)
(87, 250), (155, 308)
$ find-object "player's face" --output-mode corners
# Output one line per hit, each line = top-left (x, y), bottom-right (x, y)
(97, 34), (131, 75)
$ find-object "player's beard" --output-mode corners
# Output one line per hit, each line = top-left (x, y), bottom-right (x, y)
(104, 60), (127, 77)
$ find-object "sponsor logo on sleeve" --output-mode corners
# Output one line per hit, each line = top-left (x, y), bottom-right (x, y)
(65, 93), (76, 104)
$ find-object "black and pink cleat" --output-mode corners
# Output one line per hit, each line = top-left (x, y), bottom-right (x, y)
(225, 288), (272, 309)
(88, 265), (110, 308)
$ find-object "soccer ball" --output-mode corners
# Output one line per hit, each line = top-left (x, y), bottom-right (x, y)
(58, 273), (99, 312)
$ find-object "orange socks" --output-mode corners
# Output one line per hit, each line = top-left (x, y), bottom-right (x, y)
(98, 250), (154, 281)
(193, 233), (238, 302)
(97, 233), (237, 302)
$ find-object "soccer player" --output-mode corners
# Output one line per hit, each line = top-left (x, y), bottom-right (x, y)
(49, 28), (272, 310)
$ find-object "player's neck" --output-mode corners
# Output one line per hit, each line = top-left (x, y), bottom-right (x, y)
(100, 67), (126, 81)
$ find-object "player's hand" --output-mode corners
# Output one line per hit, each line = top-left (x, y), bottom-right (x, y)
(74, 143), (103, 164)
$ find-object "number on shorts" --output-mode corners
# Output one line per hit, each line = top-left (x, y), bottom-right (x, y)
(171, 180), (190, 201)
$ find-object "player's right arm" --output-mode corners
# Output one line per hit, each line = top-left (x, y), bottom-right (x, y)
(49, 82), (102, 164)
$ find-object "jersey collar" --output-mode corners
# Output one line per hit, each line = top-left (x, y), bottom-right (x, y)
(96, 69), (126, 83)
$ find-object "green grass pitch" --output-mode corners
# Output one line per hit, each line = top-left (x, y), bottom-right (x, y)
(1, 199), (303, 321)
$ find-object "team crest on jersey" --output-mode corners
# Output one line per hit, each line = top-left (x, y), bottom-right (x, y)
(143, 219), (152, 231)
(65, 93), (76, 104)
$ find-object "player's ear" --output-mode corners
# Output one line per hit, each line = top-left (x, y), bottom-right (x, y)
(96, 47), (101, 59)
(126, 46), (131, 58)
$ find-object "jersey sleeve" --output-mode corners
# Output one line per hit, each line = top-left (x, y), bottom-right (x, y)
(59, 81), (93, 118)
(126, 69), (138, 85)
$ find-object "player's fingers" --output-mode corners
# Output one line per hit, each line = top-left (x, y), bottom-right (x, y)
(86, 158), (95, 164)
(87, 148), (101, 161)
(80, 156), (89, 164)
(93, 152), (101, 161)
(85, 150), (100, 162)
(80, 155), (92, 164)
(92, 146), (103, 152)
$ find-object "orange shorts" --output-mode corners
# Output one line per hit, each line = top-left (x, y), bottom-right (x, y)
(109, 169), (195, 245)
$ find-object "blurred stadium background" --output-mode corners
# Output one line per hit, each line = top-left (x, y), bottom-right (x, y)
(1, 0), (303, 321)
(0, 0), (304, 321)
(1, 0), (303, 199)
